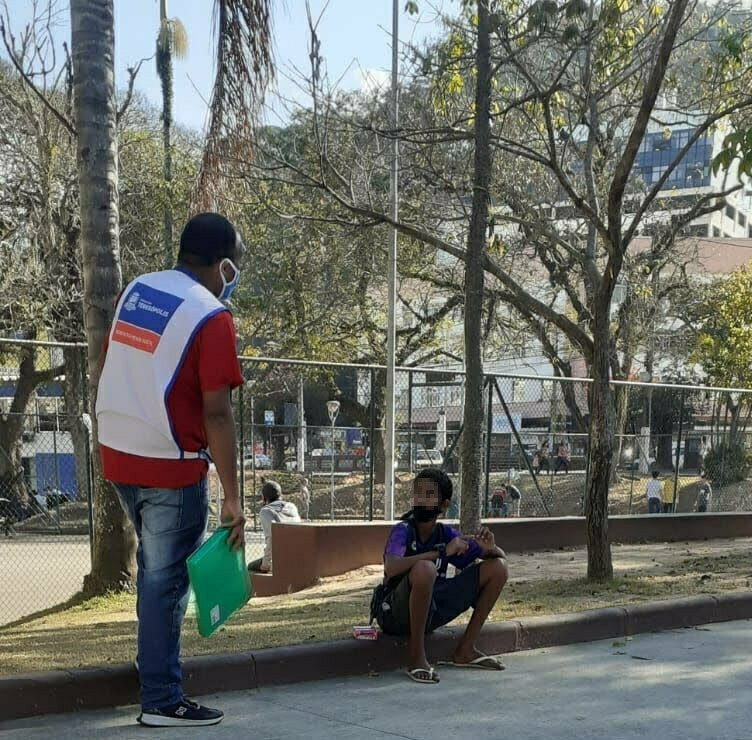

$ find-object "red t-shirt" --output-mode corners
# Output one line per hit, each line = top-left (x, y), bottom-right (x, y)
(100, 311), (244, 489)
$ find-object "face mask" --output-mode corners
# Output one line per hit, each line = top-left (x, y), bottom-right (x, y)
(413, 505), (442, 523)
(218, 258), (240, 302)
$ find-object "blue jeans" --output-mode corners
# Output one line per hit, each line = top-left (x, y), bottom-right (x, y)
(115, 478), (208, 710)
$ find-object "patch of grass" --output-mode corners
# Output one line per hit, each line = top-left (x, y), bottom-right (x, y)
(2, 544), (751, 677)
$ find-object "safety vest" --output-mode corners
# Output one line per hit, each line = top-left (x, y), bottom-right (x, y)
(96, 269), (227, 460)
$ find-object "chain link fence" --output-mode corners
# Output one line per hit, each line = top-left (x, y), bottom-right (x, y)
(236, 359), (752, 523)
(3, 338), (752, 624)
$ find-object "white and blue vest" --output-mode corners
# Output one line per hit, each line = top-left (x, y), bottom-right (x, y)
(96, 269), (227, 460)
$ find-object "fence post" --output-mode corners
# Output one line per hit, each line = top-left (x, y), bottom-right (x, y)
(369, 368), (376, 521)
(484, 378), (493, 517)
(78, 345), (94, 558)
(250, 393), (257, 530)
(407, 371), (413, 473)
(239, 383), (245, 513)
(672, 390), (686, 511)
(83, 422), (94, 561)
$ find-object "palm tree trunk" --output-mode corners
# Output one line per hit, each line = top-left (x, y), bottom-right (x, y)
(157, 0), (174, 269)
(70, 0), (136, 595)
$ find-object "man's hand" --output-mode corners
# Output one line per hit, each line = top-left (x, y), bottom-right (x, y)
(473, 526), (496, 554)
(220, 497), (246, 551)
(446, 536), (469, 557)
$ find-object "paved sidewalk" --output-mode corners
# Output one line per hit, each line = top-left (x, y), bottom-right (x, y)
(3, 619), (751, 739)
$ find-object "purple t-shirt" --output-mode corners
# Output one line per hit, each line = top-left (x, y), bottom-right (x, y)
(383, 521), (483, 572)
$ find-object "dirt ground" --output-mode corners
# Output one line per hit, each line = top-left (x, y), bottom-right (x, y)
(2, 536), (751, 676)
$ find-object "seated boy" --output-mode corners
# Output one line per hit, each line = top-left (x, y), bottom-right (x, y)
(371, 468), (508, 684)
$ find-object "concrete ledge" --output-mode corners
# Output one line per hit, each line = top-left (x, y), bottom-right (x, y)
(624, 595), (718, 635)
(517, 607), (627, 651)
(713, 591), (752, 623)
(183, 652), (256, 696)
(0, 665), (139, 720)
(2, 593), (750, 723)
(252, 514), (752, 597)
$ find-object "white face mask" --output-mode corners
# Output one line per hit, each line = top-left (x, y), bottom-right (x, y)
(218, 258), (240, 302)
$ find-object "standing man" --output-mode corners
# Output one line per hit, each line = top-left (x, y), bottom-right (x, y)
(697, 473), (713, 513)
(553, 442), (570, 475)
(645, 470), (663, 514)
(97, 213), (245, 727)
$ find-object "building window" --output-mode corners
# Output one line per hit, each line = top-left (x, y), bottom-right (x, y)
(448, 385), (463, 407)
(726, 204), (736, 221)
(425, 386), (441, 408)
(713, 226), (721, 237)
(739, 212), (747, 228)
(683, 224), (709, 237)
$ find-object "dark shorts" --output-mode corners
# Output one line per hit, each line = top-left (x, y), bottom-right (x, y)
(379, 563), (481, 636)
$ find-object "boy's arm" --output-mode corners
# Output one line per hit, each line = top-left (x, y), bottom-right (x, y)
(384, 551), (440, 580)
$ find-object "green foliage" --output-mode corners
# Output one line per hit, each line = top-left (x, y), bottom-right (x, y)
(713, 127), (752, 178)
(692, 264), (752, 389)
(703, 442), (750, 485)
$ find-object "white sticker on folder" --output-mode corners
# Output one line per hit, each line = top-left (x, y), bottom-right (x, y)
(210, 605), (221, 625)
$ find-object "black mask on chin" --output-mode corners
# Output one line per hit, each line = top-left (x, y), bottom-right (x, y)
(413, 505), (442, 523)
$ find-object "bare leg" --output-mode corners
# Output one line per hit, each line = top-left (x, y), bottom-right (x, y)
(454, 558), (508, 663)
(407, 560), (437, 672)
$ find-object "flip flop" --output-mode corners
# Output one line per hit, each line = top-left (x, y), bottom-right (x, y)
(406, 667), (440, 684)
(441, 653), (506, 671)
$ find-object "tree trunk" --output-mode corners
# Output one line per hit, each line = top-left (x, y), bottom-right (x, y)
(585, 312), (614, 581)
(70, 0), (136, 595)
(459, 0), (492, 534)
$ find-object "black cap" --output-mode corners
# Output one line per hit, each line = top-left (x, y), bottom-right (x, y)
(179, 213), (239, 265)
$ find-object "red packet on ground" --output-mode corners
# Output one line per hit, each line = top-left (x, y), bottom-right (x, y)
(352, 625), (379, 640)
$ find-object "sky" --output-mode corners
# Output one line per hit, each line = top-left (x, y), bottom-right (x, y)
(2, 0), (447, 132)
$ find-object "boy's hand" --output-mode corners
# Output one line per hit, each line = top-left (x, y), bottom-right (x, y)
(473, 526), (496, 553)
(446, 536), (469, 557)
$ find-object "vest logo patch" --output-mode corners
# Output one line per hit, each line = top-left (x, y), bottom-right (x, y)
(113, 283), (185, 354)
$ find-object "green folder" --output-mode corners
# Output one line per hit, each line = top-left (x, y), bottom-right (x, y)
(187, 528), (252, 637)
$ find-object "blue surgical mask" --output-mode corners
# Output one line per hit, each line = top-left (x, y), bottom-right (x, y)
(218, 258), (240, 302)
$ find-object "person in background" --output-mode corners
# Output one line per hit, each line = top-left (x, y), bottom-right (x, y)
(489, 485), (508, 517)
(535, 440), (550, 474)
(371, 468), (508, 684)
(697, 473), (712, 513)
(699, 436), (710, 470)
(299, 477), (311, 520)
(662, 474), (675, 513)
(645, 470), (662, 514)
(249, 480), (301, 573)
(554, 442), (570, 475)
(96, 213), (245, 727)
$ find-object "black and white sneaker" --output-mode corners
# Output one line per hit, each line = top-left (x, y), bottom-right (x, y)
(138, 698), (224, 727)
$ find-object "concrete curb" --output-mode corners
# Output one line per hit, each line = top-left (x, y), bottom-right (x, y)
(2, 592), (751, 722)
